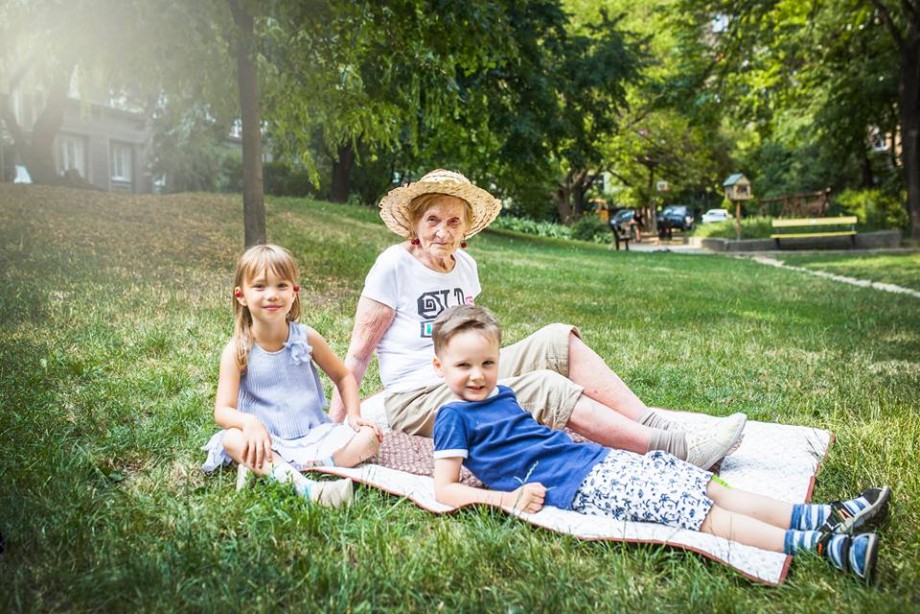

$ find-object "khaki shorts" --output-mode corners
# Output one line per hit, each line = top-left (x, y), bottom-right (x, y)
(385, 323), (584, 437)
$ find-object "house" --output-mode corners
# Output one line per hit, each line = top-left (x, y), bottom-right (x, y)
(3, 89), (153, 194)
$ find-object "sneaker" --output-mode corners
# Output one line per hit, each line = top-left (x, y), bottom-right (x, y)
(310, 478), (354, 509)
(818, 532), (879, 584)
(685, 413), (747, 470)
(236, 464), (251, 492)
(824, 486), (891, 534)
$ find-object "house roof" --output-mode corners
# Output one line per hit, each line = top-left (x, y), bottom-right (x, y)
(723, 173), (748, 186)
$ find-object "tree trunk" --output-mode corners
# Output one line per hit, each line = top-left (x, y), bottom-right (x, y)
(571, 169), (591, 218)
(860, 148), (875, 189)
(5, 64), (75, 185)
(330, 142), (354, 203)
(553, 171), (575, 223)
(229, 0), (266, 247)
(899, 35), (920, 240)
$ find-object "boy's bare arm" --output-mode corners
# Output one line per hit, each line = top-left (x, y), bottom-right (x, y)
(433, 457), (546, 514)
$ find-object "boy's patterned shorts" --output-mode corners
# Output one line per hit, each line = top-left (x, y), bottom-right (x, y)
(571, 450), (714, 531)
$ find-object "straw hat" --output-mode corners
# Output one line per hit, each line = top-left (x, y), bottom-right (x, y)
(378, 169), (502, 239)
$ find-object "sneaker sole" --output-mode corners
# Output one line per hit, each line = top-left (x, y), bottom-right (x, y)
(838, 486), (891, 534)
(699, 414), (747, 470)
(853, 533), (880, 584)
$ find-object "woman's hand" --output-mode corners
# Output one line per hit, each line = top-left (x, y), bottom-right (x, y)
(240, 416), (273, 470)
(349, 416), (384, 441)
(504, 482), (546, 514)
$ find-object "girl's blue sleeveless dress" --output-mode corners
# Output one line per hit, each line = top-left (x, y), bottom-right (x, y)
(202, 321), (356, 471)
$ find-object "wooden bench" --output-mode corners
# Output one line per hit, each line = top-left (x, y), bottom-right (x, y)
(770, 216), (858, 248)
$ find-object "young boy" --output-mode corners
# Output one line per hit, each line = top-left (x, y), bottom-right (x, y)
(431, 305), (890, 583)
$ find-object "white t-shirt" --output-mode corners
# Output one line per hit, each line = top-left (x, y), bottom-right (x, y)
(362, 244), (481, 392)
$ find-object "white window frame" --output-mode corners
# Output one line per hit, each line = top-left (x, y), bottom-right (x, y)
(110, 141), (133, 182)
(55, 134), (87, 179)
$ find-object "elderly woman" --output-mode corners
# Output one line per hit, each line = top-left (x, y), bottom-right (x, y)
(330, 170), (745, 469)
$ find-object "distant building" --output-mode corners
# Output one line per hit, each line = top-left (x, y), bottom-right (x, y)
(4, 89), (153, 193)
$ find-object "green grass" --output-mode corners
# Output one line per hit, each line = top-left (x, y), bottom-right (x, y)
(2, 184), (919, 611)
(775, 252), (920, 293)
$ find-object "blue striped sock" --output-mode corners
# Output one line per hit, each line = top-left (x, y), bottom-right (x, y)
(791, 493), (873, 530)
(784, 530), (852, 571)
(790, 504), (831, 530)
(783, 529), (822, 554)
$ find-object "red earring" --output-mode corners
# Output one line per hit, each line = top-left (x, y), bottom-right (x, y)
(234, 289), (243, 298)
(460, 241), (468, 249)
(293, 284), (300, 293)
(410, 237), (421, 246)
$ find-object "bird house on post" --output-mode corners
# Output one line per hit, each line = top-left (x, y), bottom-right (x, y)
(723, 174), (753, 240)
(723, 173), (752, 201)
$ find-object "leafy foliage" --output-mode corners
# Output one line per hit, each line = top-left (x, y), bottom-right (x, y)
(835, 188), (910, 231)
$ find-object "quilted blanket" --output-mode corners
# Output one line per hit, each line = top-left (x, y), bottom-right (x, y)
(315, 394), (833, 586)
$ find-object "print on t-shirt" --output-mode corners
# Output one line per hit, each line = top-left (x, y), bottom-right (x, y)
(417, 288), (473, 337)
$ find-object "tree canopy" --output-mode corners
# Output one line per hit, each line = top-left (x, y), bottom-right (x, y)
(1, 0), (915, 238)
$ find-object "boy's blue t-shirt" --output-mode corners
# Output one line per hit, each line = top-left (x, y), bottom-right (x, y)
(433, 385), (609, 510)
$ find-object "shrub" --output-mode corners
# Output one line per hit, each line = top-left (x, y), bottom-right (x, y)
(570, 215), (611, 243)
(491, 216), (573, 240)
(263, 161), (315, 197)
(834, 189), (908, 231)
(693, 216), (776, 240)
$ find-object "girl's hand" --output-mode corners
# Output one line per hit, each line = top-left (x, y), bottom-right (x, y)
(506, 482), (546, 514)
(240, 417), (273, 469)
(348, 416), (384, 442)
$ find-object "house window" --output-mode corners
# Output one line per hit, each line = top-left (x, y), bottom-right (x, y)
(55, 134), (87, 179)
(110, 142), (133, 182)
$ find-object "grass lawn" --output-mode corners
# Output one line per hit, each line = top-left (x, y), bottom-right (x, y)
(775, 252), (920, 293)
(2, 184), (919, 611)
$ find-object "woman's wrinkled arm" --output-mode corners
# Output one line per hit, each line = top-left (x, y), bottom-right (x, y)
(328, 296), (395, 422)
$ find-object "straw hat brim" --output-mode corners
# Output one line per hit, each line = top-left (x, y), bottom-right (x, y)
(379, 178), (502, 239)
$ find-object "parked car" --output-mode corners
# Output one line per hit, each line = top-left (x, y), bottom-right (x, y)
(701, 208), (732, 224)
(657, 205), (694, 236)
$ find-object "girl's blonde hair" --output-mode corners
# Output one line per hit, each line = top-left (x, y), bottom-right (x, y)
(231, 244), (302, 371)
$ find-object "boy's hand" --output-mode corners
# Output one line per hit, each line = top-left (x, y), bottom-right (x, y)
(506, 482), (546, 514)
(348, 416), (384, 441)
(240, 417), (273, 469)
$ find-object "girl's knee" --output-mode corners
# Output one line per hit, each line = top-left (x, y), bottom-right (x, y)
(221, 428), (244, 453)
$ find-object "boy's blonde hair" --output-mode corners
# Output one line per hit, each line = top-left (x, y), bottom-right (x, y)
(232, 244), (302, 371)
(431, 305), (502, 356)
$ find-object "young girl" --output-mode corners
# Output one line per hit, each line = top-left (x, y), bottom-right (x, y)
(203, 244), (381, 507)
(431, 305), (891, 583)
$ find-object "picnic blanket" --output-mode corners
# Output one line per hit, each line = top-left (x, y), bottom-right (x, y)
(315, 394), (833, 586)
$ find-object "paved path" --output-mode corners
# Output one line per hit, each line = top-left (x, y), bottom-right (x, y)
(615, 237), (920, 298)
(746, 255), (920, 299)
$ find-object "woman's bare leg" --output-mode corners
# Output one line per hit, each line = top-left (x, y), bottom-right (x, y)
(566, 333), (648, 420)
(566, 394), (652, 453)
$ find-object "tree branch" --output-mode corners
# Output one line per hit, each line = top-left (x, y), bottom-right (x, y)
(871, 0), (906, 48)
